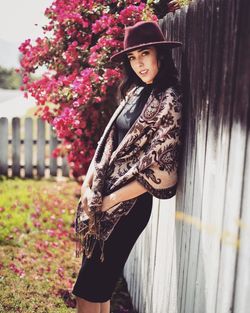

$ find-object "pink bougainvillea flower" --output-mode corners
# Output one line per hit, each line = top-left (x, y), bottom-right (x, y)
(9, 263), (25, 278)
(19, 0), (157, 178)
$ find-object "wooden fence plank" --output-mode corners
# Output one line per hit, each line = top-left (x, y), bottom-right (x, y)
(152, 198), (177, 313)
(215, 128), (245, 313)
(62, 156), (69, 177)
(124, 197), (160, 313)
(233, 131), (250, 313)
(0, 118), (8, 175)
(49, 126), (58, 176)
(37, 118), (45, 177)
(230, 0), (250, 310)
(12, 118), (21, 176)
(24, 118), (33, 178)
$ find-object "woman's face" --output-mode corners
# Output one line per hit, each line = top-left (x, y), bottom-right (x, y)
(126, 46), (160, 84)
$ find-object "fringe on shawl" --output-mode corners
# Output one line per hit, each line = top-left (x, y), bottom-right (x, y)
(74, 200), (105, 262)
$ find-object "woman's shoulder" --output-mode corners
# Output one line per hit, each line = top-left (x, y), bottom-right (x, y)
(160, 85), (182, 102)
(162, 85), (181, 96)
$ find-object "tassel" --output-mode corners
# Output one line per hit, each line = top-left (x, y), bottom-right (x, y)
(75, 232), (84, 258)
(96, 213), (105, 262)
(99, 239), (105, 262)
(74, 204), (106, 261)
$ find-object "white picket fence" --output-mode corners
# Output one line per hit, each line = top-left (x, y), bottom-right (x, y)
(123, 1), (250, 313)
(0, 117), (69, 178)
(124, 197), (178, 313)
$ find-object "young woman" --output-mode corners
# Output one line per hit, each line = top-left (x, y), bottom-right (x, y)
(72, 21), (183, 313)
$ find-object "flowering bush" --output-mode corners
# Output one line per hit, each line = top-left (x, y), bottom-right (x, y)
(19, 0), (158, 179)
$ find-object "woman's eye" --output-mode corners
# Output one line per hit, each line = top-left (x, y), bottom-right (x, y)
(128, 51), (149, 61)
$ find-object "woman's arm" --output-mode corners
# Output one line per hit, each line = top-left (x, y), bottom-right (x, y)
(80, 157), (95, 215)
(82, 157), (95, 188)
(101, 180), (148, 212)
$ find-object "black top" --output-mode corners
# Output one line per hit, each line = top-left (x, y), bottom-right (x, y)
(114, 87), (143, 148)
(114, 84), (153, 150)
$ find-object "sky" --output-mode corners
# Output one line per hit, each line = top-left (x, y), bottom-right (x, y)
(0, 1), (53, 117)
(0, 0), (53, 68)
(0, 0), (53, 44)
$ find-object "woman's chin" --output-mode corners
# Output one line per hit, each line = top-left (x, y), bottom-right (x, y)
(140, 78), (153, 84)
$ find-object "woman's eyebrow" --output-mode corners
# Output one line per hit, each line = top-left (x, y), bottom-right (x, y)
(127, 48), (149, 57)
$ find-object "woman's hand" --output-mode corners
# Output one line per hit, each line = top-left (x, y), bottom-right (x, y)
(80, 185), (93, 217)
(100, 180), (147, 212)
(167, 0), (181, 12)
(100, 194), (118, 212)
(81, 185), (118, 215)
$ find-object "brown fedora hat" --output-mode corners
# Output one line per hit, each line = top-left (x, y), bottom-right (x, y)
(110, 20), (182, 63)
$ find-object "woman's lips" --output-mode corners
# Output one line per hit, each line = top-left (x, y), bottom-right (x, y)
(139, 69), (149, 76)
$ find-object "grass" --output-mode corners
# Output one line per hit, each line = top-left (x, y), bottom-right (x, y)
(0, 177), (136, 313)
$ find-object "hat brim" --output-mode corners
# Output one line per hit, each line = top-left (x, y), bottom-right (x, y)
(109, 41), (182, 63)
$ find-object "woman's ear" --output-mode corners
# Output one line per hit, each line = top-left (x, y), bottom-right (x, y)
(157, 56), (163, 69)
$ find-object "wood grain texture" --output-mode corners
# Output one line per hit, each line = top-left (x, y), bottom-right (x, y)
(123, 0), (250, 312)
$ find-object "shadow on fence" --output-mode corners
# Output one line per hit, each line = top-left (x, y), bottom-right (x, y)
(123, 0), (250, 312)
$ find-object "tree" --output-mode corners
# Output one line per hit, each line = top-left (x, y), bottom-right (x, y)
(0, 66), (22, 90)
(19, 0), (159, 179)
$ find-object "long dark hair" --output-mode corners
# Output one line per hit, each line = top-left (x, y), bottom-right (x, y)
(116, 44), (182, 103)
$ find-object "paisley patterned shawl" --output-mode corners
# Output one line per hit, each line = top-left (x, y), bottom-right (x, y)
(74, 85), (183, 262)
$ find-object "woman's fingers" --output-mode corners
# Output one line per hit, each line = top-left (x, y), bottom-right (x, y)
(80, 185), (88, 200)
(168, 0), (180, 6)
(80, 186), (93, 217)
(168, 0), (181, 11)
(81, 197), (91, 217)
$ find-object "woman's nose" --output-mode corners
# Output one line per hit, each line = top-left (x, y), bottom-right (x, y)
(136, 58), (144, 67)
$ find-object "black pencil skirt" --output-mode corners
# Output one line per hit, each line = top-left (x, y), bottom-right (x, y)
(72, 191), (153, 303)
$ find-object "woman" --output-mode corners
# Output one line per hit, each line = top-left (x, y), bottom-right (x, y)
(72, 21), (183, 313)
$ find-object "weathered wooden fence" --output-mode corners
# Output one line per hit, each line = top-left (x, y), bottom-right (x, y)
(0, 117), (69, 178)
(124, 0), (250, 313)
